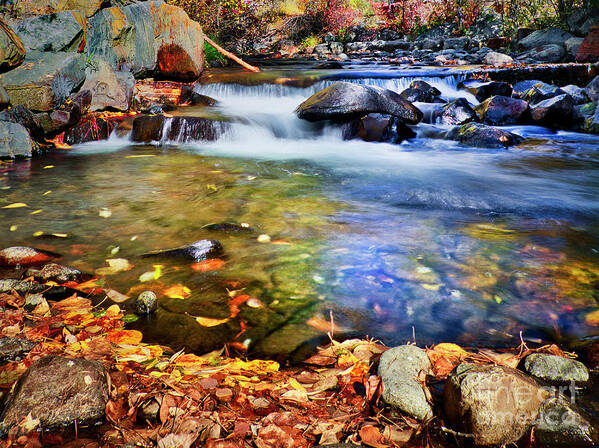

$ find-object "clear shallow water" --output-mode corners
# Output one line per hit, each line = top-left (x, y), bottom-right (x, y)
(1, 70), (599, 359)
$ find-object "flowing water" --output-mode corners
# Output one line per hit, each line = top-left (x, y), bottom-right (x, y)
(1, 67), (599, 359)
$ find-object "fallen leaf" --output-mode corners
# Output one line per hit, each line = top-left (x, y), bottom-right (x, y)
(195, 316), (230, 327)
(163, 284), (191, 299)
(191, 259), (225, 272)
(2, 203), (28, 209)
(359, 425), (388, 448)
(107, 330), (143, 345)
(106, 289), (129, 303)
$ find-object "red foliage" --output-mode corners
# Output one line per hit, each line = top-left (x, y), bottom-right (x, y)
(303, 0), (359, 33)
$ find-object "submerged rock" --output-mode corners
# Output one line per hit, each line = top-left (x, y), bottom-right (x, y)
(0, 246), (58, 267)
(0, 356), (108, 435)
(378, 345), (433, 420)
(523, 353), (589, 386)
(535, 398), (599, 447)
(444, 363), (550, 446)
(432, 98), (478, 125)
(143, 239), (224, 262)
(475, 95), (529, 125)
(399, 80), (443, 103)
(295, 82), (423, 124)
(446, 123), (524, 148)
(0, 337), (37, 363)
(136, 291), (158, 315)
(27, 263), (83, 283)
(202, 222), (255, 233)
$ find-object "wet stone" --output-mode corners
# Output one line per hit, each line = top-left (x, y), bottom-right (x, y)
(446, 122), (524, 148)
(27, 263), (82, 283)
(143, 239), (224, 262)
(136, 291), (158, 315)
(0, 246), (58, 267)
(0, 337), (37, 363)
(523, 353), (589, 386)
(534, 398), (599, 447)
(433, 98), (478, 125)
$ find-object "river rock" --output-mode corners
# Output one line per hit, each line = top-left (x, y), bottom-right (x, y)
(578, 103), (599, 134)
(483, 51), (513, 66)
(444, 37), (470, 50)
(153, 2), (205, 80)
(0, 105), (44, 141)
(0, 356), (108, 435)
(432, 98), (478, 125)
(530, 94), (575, 128)
(475, 95), (529, 125)
(525, 44), (566, 63)
(0, 120), (34, 158)
(0, 18), (25, 73)
(534, 398), (599, 447)
(0, 246), (58, 267)
(446, 122), (524, 148)
(37, 90), (90, 135)
(0, 86), (8, 110)
(143, 239), (224, 262)
(523, 353), (589, 386)
(561, 84), (589, 104)
(565, 37), (584, 60)
(444, 363), (550, 446)
(569, 8), (599, 36)
(27, 263), (83, 283)
(295, 82), (423, 124)
(165, 116), (229, 142)
(0, 52), (85, 111)
(378, 345), (432, 420)
(399, 80), (442, 103)
(15, 10), (85, 53)
(13, 0), (105, 18)
(131, 114), (164, 142)
(64, 116), (116, 144)
(343, 113), (416, 143)
(0, 338), (37, 363)
(459, 80), (512, 102)
(136, 291), (158, 315)
(586, 75), (599, 102)
(82, 60), (135, 112)
(512, 80), (545, 99)
(515, 81), (565, 105)
(577, 25), (599, 63)
(518, 27), (574, 50)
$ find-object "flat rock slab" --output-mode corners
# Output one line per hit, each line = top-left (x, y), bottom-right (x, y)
(377, 345), (432, 420)
(0, 356), (108, 435)
(444, 363), (550, 446)
(15, 10), (85, 53)
(523, 353), (589, 385)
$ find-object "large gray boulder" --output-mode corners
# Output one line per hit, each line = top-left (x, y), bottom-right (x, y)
(0, 120), (35, 159)
(523, 353), (589, 386)
(378, 345), (433, 421)
(559, 85), (588, 104)
(444, 363), (550, 446)
(446, 122), (524, 148)
(15, 10), (85, 53)
(12, 0), (105, 18)
(518, 28), (574, 50)
(568, 8), (599, 36)
(295, 82), (423, 124)
(0, 52), (85, 111)
(565, 37), (584, 59)
(475, 95), (529, 125)
(81, 60), (135, 112)
(585, 75), (599, 102)
(0, 18), (25, 73)
(0, 356), (108, 435)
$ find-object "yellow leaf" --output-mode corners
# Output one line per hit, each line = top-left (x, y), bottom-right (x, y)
(126, 154), (156, 158)
(163, 284), (191, 299)
(33, 231), (44, 237)
(226, 359), (279, 374)
(585, 309), (599, 326)
(107, 329), (143, 345)
(195, 316), (230, 327)
(421, 283), (442, 291)
(30, 210), (43, 215)
(105, 304), (121, 317)
(2, 203), (28, 208)
(43, 190), (52, 196)
(9, 225), (17, 231)
(43, 165), (54, 169)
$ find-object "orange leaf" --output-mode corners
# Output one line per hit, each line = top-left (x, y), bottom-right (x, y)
(191, 259), (226, 272)
(173, 353), (209, 367)
(107, 330), (143, 345)
(359, 425), (388, 448)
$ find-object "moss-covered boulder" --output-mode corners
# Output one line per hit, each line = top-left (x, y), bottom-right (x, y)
(446, 122), (524, 148)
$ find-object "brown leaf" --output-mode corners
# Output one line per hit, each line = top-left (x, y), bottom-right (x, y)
(359, 425), (389, 448)
(382, 426), (413, 445)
